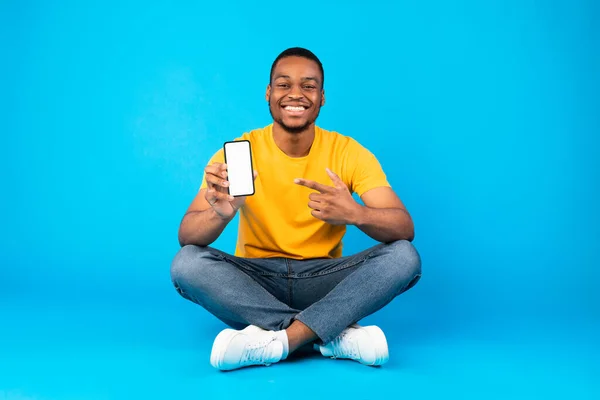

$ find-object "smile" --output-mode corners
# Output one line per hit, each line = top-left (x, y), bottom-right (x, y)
(282, 105), (309, 116)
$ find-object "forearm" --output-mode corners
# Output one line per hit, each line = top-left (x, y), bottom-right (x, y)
(352, 206), (415, 243)
(178, 208), (233, 247)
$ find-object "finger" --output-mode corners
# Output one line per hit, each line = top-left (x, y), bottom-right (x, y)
(308, 201), (321, 210)
(231, 195), (248, 208)
(205, 173), (230, 188)
(206, 189), (232, 204)
(206, 189), (229, 204)
(206, 173), (229, 187)
(205, 167), (228, 187)
(220, 190), (235, 202)
(308, 193), (324, 202)
(311, 209), (323, 220)
(204, 166), (217, 189)
(206, 163), (227, 176)
(294, 178), (332, 193)
(326, 168), (344, 188)
(205, 189), (218, 204)
(253, 170), (258, 180)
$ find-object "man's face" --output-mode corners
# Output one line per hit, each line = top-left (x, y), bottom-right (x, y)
(267, 56), (325, 134)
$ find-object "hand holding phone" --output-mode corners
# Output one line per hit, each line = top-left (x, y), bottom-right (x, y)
(203, 140), (256, 220)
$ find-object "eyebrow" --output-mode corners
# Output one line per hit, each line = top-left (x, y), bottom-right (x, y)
(274, 75), (321, 84)
(301, 77), (320, 84)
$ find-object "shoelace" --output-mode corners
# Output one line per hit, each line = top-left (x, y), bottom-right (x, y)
(331, 330), (359, 359)
(241, 335), (278, 365)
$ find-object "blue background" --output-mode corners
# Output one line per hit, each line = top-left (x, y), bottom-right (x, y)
(1, 0), (598, 399)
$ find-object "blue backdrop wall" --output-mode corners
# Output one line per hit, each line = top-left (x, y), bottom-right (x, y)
(1, 0), (598, 398)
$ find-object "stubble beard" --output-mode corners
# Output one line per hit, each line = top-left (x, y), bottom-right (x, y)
(268, 100), (321, 134)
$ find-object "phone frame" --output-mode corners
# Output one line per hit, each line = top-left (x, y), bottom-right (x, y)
(223, 139), (255, 197)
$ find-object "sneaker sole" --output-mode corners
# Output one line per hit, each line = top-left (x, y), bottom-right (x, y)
(363, 326), (389, 366)
(210, 329), (238, 370)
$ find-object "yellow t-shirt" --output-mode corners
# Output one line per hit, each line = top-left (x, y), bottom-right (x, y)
(200, 124), (390, 259)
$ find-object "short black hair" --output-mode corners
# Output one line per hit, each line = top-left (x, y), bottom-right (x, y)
(269, 47), (324, 88)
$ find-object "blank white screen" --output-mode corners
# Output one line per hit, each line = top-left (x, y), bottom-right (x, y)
(224, 141), (254, 196)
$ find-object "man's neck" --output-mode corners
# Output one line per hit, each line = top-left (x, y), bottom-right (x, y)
(272, 122), (316, 158)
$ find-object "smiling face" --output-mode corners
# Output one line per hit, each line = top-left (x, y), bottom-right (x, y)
(266, 56), (325, 134)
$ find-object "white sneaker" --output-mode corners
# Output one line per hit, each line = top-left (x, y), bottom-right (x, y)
(210, 325), (284, 371)
(316, 324), (389, 366)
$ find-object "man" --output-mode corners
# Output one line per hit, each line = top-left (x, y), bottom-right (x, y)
(171, 47), (421, 371)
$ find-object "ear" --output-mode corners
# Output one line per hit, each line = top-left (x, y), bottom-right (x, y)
(321, 90), (326, 107)
(266, 84), (271, 102)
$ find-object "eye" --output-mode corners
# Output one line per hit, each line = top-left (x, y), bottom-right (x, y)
(303, 85), (316, 90)
(277, 83), (290, 88)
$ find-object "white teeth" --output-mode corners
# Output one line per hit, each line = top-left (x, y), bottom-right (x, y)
(285, 106), (305, 111)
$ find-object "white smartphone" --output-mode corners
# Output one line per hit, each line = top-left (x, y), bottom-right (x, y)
(223, 140), (255, 197)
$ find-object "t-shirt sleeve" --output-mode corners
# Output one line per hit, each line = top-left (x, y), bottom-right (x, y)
(199, 148), (225, 191)
(348, 140), (391, 197)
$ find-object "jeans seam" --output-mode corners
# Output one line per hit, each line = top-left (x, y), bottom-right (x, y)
(214, 244), (382, 278)
(294, 246), (382, 278)
(217, 252), (288, 277)
(286, 259), (293, 305)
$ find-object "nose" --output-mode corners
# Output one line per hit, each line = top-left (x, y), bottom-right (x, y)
(287, 84), (304, 99)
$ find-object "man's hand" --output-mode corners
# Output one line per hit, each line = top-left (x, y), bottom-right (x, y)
(204, 162), (257, 220)
(294, 168), (362, 225)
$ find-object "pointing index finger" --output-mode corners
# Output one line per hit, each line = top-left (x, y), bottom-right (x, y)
(294, 178), (332, 193)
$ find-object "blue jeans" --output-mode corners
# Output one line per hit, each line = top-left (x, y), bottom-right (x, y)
(170, 240), (422, 344)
